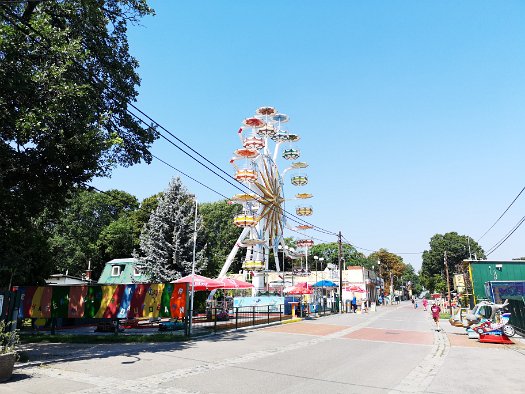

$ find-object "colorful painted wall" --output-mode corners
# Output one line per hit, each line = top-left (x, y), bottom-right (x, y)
(16, 283), (188, 320)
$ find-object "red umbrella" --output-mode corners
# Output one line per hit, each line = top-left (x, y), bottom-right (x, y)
(286, 283), (313, 295)
(174, 274), (224, 291)
(216, 277), (254, 289)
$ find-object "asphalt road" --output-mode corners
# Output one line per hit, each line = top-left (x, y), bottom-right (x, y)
(3, 301), (525, 393)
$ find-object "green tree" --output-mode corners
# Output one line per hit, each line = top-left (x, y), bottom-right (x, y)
(421, 232), (485, 292)
(97, 215), (136, 263)
(138, 178), (207, 282)
(49, 189), (139, 278)
(199, 200), (242, 277)
(308, 243), (368, 270)
(400, 263), (422, 295)
(0, 220), (53, 288)
(367, 249), (406, 294)
(420, 274), (447, 294)
(0, 0), (156, 285)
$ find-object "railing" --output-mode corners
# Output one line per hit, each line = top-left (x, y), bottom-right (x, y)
(190, 305), (284, 333)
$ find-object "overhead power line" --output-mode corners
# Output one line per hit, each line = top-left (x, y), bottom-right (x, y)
(477, 185), (525, 242)
(340, 235), (423, 256)
(1, 6), (337, 237)
(485, 214), (525, 257)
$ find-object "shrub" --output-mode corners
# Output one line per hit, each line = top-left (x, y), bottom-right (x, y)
(0, 321), (19, 355)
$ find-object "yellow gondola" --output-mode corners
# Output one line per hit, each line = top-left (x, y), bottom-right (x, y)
(231, 193), (256, 202)
(296, 206), (313, 216)
(291, 162), (308, 169)
(233, 215), (259, 227)
(234, 169), (258, 182)
(295, 193), (313, 199)
(242, 260), (265, 271)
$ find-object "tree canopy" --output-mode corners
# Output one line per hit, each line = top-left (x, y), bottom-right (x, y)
(48, 189), (139, 277)
(199, 200), (242, 277)
(308, 242), (368, 269)
(0, 0), (156, 286)
(420, 232), (485, 292)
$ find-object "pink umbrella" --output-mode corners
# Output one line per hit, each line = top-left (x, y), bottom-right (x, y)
(174, 274), (224, 291)
(216, 277), (254, 289)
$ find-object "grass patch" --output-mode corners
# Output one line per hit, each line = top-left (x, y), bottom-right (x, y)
(20, 333), (190, 344)
(439, 312), (451, 319)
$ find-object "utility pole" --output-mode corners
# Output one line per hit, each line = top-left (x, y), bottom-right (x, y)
(444, 250), (452, 314)
(338, 231), (343, 314)
(390, 271), (393, 305)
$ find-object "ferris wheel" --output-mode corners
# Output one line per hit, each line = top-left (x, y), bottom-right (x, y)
(218, 106), (314, 286)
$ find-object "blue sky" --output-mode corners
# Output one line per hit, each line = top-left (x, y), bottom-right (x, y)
(93, 1), (525, 270)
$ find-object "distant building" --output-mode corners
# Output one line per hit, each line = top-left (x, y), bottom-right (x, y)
(45, 274), (89, 286)
(97, 258), (149, 284)
(345, 266), (382, 303)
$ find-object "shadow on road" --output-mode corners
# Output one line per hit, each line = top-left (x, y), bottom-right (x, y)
(16, 329), (250, 369)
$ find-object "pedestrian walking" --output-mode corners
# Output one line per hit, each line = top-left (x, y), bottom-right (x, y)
(422, 298), (428, 311)
(431, 302), (441, 331)
(351, 295), (357, 313)
(361, 296), (368, 313)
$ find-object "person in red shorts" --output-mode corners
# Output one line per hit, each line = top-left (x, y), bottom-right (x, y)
(431, 302), (441, 331)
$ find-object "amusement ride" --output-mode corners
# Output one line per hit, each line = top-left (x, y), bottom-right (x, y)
(218, 107), (314, 292)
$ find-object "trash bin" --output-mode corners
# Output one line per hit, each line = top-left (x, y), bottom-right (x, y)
(345, 300), (351, 313)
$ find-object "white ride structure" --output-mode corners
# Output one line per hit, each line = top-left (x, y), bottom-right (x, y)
(218, 107), (314, 292)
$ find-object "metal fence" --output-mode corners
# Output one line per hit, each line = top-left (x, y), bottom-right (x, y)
(189, 300), (340, 334)
(190, 305), (284, 333)
(508, 299), (525, 335)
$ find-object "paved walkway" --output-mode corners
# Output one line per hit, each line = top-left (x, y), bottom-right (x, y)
(3, 302), (525, 393)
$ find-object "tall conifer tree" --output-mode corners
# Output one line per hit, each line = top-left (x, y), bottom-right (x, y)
(138, 178), (207, 282)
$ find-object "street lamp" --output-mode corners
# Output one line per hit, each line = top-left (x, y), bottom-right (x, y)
(278, 244), (289, 296)
(189, 197), (198, 335)
(313, 256), (324, 307)
(288, 247), (295, 286)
